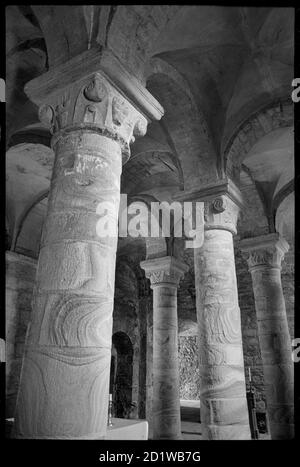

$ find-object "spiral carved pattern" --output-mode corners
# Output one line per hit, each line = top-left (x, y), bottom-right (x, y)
(249, 265), (294, 439)
(194, 229), (251, 439)
(152, 285), (182, 440)
(141, 257), (187, 440)
(13, 130), (122, 439)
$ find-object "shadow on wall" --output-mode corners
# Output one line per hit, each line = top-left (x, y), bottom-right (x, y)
(110, 331), (136, 419)
(0, 79), (5, 102)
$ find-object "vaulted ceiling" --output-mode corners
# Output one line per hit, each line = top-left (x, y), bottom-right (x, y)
(6, 5), (294, 260)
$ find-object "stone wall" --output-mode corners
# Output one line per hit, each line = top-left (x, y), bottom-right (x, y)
(178, 336), (200, 399)
(281, 244), (294, 339)
(178, 244), (284, 413)
(5, 251), (36, 417)
(177, 249), (197, 335)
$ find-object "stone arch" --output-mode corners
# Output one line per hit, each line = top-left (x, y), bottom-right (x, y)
(8, 125), (52, 150)
(223, 99), (293, 182)
(145, 66), (219, 191)
(30, 6), (91, 68)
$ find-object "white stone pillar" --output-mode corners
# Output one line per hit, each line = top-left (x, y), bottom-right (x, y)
(13, 56), (163, 439)
(240, 233), (294, 439)
(140, 256), (188, 440)
(190, 181), (251, 439)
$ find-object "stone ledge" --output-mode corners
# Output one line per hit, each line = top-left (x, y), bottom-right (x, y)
(24, 46), (164, 122)
(5, 251), (37, 266)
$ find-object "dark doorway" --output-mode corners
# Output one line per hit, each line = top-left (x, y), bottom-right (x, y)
(111, 332), (133, 418)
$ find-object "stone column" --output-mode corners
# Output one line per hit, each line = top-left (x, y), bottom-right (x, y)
(191, 182), (251, 439)
(13, 54), (163, 439)
(140, 256), (188, 440)
(240, 233), (294, 439)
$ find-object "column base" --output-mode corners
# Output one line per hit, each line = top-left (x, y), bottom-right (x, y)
(202, 424), (252, 440)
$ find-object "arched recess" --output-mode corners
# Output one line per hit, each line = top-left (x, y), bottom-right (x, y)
(8, 124), (52, 150)
(224, 99), (293, 181)
(145, 62), (219, 191)
(111, 331), (134, 418)
(224, 101), (293, 237)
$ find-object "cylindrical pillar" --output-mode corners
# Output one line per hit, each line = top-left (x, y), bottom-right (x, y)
(240, 233), (294, 439)
(194, 194), (251, 439)
(141, 256), (188, 439)
(13, 70), (153, 439)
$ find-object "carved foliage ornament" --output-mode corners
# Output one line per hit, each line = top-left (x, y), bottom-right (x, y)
(38, 73), (148, 151)
(145, 267), (184, 286)
(245, 247), (285, 270)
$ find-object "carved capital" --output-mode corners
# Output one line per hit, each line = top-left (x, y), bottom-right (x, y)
(239, 233), (289, 270)
(37, 72), (148, 163)
(140, 256), (188, 288)
(173, 178), (242, 235)
(204, 195), (240, 234)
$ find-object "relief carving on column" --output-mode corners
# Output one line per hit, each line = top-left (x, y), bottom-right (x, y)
(38, 72), (148, 163)
(239, 233), (289, 270)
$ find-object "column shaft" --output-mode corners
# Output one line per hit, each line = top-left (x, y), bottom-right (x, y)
(152, 284), (181, 439)
(12, 66), (158, 439)
(14, 131), (121, 439)
(241, 234), (294, 439)
(194, 229), (250, 439)
(189, 191), (251, 440)
(251, 268), (294, 438)
(141, 256), (187, 440)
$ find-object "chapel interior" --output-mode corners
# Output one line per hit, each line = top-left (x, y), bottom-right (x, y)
(5, 5), (294, 440)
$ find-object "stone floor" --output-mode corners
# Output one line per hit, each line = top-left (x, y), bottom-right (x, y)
(180, 399), (202, 440)
(6, 402), (271, 440)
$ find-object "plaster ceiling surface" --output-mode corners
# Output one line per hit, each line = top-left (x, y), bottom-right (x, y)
(243, 126), (293, 195)
(150, 6), (293, 150)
